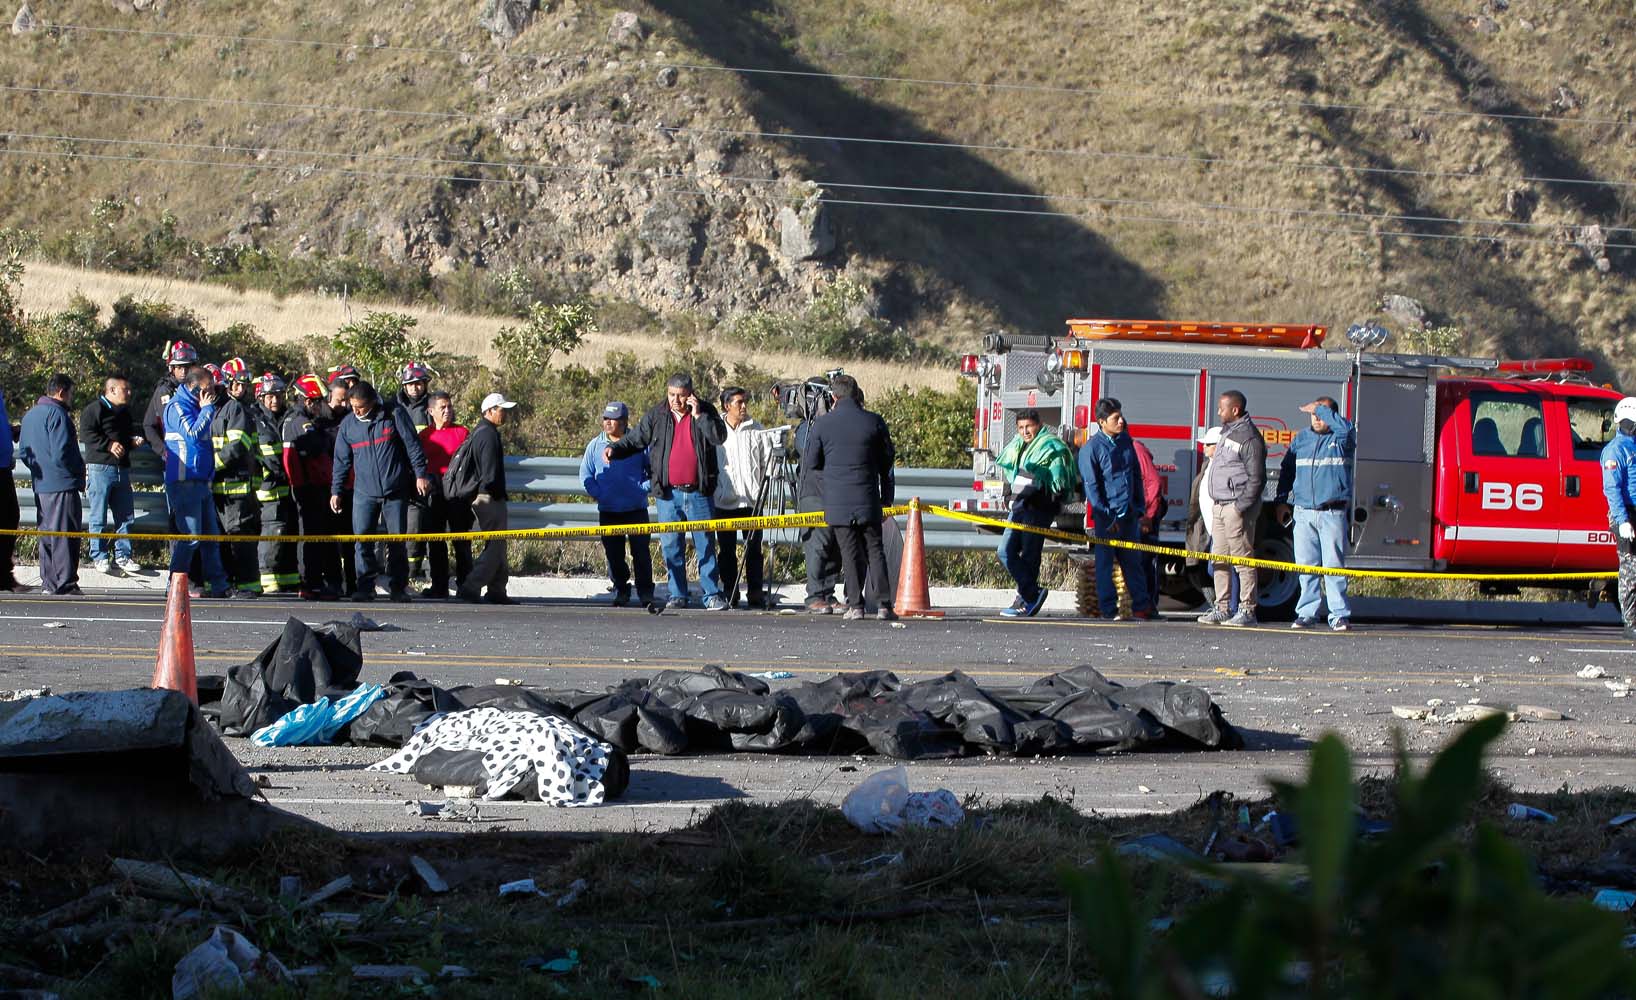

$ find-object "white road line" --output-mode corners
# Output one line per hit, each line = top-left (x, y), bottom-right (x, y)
(1565, 648), (1636, 654)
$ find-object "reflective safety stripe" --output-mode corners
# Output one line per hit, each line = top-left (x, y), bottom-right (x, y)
(260, 572), (301, 591)
(255, 486), (291, 501)
(1294, 457), (1348, 467)
(212, 480), (256, 495)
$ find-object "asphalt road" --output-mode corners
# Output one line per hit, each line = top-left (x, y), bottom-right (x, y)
(5, 589), (1636, 833)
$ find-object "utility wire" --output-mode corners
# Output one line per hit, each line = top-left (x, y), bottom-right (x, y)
(6, 82), (1636, 194)
(3, 142), (1628, 250)
(0, 128), (1606, 235)
(35, 20), (1636, 130)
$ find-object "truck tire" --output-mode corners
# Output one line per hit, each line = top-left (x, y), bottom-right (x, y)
(1255, 534), (1299, 621)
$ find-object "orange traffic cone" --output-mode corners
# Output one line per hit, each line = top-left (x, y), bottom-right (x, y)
(152, 572), (199, 704)
(893, 498), (944, 618)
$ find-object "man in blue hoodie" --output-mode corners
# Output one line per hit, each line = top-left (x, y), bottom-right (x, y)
(581, 401), (655, 607)
(18, 374), (86, 595)
(0, 381), (22, 592)
(1079, 397), (1153, 620)
(164, 367), (240, 599)
(330, 380), (429, 602)
(1275, 396), (1356, 631)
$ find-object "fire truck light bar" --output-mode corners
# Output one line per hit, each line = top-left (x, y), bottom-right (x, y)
(1495, 358), (1594, 374)
(959, 354), (980, 375)
(1065, 319), (1326, 350)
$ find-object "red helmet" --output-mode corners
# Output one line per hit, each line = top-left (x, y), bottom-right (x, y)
(220, 357), (253, 384)
(202, 363), (224, 386)
(164, 341), (199, 365)
(326, 364), (359, 387)
(293, 374), (325, 400)
(255, 373), (287, 396)
(399, 361), (432, 385)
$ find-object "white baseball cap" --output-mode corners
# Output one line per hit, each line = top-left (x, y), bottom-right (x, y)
(1198, 426), (1223, 445)
(480, 392), (518, 412)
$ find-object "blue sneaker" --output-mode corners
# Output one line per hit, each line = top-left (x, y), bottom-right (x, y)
(1023, 587), (1049, 617)
(1000, 595), (1027, 618)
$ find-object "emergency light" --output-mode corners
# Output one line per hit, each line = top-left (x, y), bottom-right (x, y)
(1061, 349), (1088, 372)
(1074, 405), (1089, 428)
(1496, 358), (1594, 374)
(959, 354), (980, 376)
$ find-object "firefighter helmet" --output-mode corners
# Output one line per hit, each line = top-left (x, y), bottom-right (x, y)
(163, 340), (199, 365)
(1616, 397), (1636, 425)
(202, 363), (224, 386)
(293, 374), (325, 400)
(326, 363), (360, 387)
(255, 373), (288, 396)
(399, 361), (432, 385)
(220, 357), (253, 384)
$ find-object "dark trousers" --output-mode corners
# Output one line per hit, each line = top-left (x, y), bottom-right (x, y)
(407, 497), (428, 573)
(353, 493), (408, 595)
(599, 508), (654, 601)
(336, 490), (357, 594)
(34, 489), (82, 594)
(713, 505), (764, 603)
(799, 493), (840, 600)
(423, 491), (474, 596)
(214, 492), (261, 591)
(0, 471), (18, 587)
(834, 519), (890, 611)
(464, 497), (509, 597)
(1140, 524), (1162, 611)
(257, 493), (300, 592)
(292, 486), (343, 594)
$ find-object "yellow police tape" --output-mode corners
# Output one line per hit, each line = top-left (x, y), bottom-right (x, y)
(0, 499), (1618, 583)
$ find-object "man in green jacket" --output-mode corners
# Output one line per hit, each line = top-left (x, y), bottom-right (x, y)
(996, 409), (1078, 618)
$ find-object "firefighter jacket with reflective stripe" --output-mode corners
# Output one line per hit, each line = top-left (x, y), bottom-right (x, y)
(394, 389), (430, 435)
(1601, 432), (1636, 526)
(211, 396), (263, 495)
(1275, 405), (1355, 510)
(254, 403), (291, 501)
(164, 388), (217, 484)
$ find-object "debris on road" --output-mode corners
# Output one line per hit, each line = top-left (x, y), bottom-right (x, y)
(500, 878), (545, 898)
(1608, 680), (1632, 698)
(1391, 706), (1432, 721)
(41, 620), (67, 628)
(0, 686), (50, 701)
(172, 926), (291, 1000)
(1506, 804), (1557, 823)
(748, 671), (795, 681)
(1579, 665), (1608, 679)
(406, 798), (483, 823)
(410, 855), (448, 894)
(520, 949), (580, 975)
(841, 766), (965, 833)
(1593, 889), (1636, 912)
(1445, 705), (1512, 724)
(1514, 705), (1568, 722)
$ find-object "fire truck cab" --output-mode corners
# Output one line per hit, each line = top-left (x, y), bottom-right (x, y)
(956, 320), (1623, 619)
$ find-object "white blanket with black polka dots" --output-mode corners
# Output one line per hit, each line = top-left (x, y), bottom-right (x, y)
(368, 708), (614, 806)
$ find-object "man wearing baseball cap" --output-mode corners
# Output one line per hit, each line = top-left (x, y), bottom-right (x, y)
(458, 392), (518, 605)
(580, 401), (655, 607)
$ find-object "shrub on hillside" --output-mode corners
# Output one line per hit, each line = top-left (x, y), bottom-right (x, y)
(726, 279), (949, 364)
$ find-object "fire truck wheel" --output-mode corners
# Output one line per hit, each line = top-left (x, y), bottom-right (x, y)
(1254, 534), (1299, 621)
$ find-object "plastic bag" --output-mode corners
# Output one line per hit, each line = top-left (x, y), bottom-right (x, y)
(902, 789), (964, 829)
(841, 765), (911, 833)
(172, 926), (291, 1000)
(250, 683), (385, 747)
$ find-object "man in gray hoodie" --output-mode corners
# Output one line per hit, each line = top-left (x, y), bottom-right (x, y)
(1198, 389), (1266, 627)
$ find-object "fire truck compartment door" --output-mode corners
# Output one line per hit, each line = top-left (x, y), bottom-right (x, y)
(1449, 388), (1559, 565)
(1350, 373), (1435, 566)
(1550, 394), (1620, 572)
(1097, 368), (1198, 529)
(1200, 370), (1350, 505)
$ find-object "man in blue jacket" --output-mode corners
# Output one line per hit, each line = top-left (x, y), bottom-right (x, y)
(1601, 396), (1636, 641)
(18, 374), (86, 595)
(330, 380), (429, 602)
(163, 367), (240, 598)
(1275, 396), (1355, 631)
(0, 381), (23, 592)
(581, 401), (655, 608)
(1079, 398), (1153, 620)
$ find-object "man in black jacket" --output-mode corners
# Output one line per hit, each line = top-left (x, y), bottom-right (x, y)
(252, 374), (300, 594)
(395, 362), (433, 581)
(330, 381), (429, 602)
(457, 392), (518, 605)
(606, 373), (729, 610)
(79, 375), (145, 575)
(211, 359), (263, 594)
(807, 374), (897, 621)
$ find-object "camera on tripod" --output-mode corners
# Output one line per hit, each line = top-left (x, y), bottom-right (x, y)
(771, 369), (844, 423)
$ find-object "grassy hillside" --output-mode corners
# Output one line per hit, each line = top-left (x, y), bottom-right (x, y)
(3, 0), (1633, 379)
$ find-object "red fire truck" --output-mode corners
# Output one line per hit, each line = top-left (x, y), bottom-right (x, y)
(955, 319), (1624, 618)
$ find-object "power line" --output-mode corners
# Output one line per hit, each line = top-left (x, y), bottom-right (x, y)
(35, 20), (1636, 131)
(0, 128), (1600, 236)
(4, 142), (1628, 250)
(7, 81), (1636, 195)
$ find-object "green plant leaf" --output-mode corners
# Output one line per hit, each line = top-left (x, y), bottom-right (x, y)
(1299, 733), (1356, 916)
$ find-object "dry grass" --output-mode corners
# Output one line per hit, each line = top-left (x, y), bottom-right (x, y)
(18, 261), (958, 392)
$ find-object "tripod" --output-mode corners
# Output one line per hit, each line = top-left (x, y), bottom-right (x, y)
(746, 435), (801, 606)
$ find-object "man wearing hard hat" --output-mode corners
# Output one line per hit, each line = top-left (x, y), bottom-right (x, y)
(1602, 396), (1636, 641)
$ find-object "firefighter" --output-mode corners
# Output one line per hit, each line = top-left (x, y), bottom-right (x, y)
(396, 362), (434, 582)
(253, 373), (301, 594)
(211, 358), (263, 594)
(322, 364), (361, 592)
(283, 374), (344, 600)
(1602, 396), (1636, 640)
(143, 341), (198, 461)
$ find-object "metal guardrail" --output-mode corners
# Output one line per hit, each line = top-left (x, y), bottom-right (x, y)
(11, 455), (999, 549)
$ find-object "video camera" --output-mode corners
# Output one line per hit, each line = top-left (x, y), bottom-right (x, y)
(771, 368), (845, 423)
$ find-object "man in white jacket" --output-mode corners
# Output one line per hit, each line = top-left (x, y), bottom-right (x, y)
(712, 386), (778, 609)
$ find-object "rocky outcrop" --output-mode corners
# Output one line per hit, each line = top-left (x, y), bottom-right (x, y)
(778, 189), (836, 262)
(1573, 225), (1612, 274)
(608, 11), (645, 49)
(1382, 294), (1427, 330)
(10, 3), (38, 34)
(479, 0), (537, 43)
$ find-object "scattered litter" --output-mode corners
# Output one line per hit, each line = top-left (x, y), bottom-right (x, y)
(41, 621), (67, 629)
(278, 876), (302, 901)
(1526, 747), (1538, 756)
(555, 878), (588, 908)
(1445, 704), (1511, 724)
(172, 926), (292, 1000)
(352, 965), (435, 982)
(250, 684), (386, 747)
(520, 949), (580, 975)
(1593, 889), (1636, 912)
(1116, 833), (1201, 863)
(344, 613), (397, 632)
(1506, 803), (1557, 823)
(1609, 813), (1636, 828)
(857, 852), (904, 874)
(1138, 784), (1154, 794)
(1515, 705), (1567, 722)
(891, 622), (908, 629)
(840, 766), (963, 833)
(317, 912), (361, 929)
(624, 974), (663, 989)
(500, 878), (546, 898)
(1527, 655), (1542, 664)
(0, 686), (50, 701)
(406, 798), (482, 823)
(410, 855), (448, 894)
(494, 677), (525, 686)
(1264, 811), (1300, 848)
(1473, 675), (1485, 683)
(297, 876), (354, 911)
(1580, 665), (1608, 679)
(1391, 706), (1432, 720)
(1426, 698), (1444, 708)
(1608, 680), (1632, 698)
(902, 790), (965, 829)
(747, 671), (795, 681)
(1213, 667), (1250, 677)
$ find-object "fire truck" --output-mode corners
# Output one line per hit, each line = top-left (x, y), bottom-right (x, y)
(954, 319), (1625, 619)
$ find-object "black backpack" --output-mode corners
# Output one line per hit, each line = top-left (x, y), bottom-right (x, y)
(441, 433), (482, 504)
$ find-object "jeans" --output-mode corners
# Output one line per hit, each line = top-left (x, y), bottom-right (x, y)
(1093, 512), (1151, 617)
(713, 505), (764, 603)
(599, 508), (655, 601)
(998, 503), (1055, 603)
(654, 488), (722, 601)
(353, 493), (408, 594)
(85, 464), (134, 562)
(164, 479), (228, 592)
(1294, 506), (1351, 624)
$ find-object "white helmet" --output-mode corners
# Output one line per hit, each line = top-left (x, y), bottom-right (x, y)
(1616, 397), (1636, 424)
